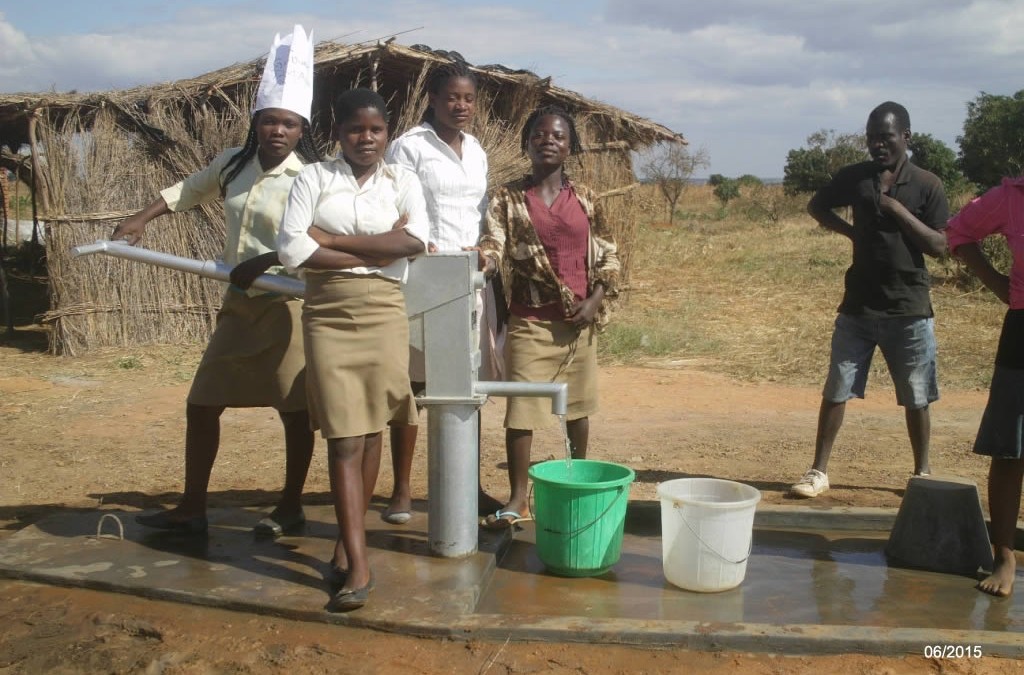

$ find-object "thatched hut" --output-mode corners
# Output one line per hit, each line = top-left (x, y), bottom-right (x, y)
(0, 38), (683, 355)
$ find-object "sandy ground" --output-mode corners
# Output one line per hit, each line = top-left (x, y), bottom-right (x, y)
(0, 338), (1018, 674)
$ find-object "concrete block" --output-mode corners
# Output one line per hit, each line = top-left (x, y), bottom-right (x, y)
(885, 475), (993, 576)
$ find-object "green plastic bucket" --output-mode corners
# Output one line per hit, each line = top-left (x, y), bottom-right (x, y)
(528, 459), (635, 577)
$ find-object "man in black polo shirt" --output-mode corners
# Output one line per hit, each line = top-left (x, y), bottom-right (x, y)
(791, 101), (949, 498)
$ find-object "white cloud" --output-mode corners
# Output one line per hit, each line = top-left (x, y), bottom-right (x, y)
(2, 1), (1021, 177)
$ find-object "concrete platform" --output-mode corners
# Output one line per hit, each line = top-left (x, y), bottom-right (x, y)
(0, 502), (1022, 656)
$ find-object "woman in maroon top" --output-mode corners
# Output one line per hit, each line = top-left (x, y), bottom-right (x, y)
(477, 105), (619, 529)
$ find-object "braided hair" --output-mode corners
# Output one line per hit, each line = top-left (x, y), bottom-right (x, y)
(520, 105), (583, 156)
(218, 110), (321, 195)
(422, 59), (479, 124)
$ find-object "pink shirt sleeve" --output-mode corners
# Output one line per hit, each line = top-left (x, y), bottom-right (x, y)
(946, 181), (1015, 252)
(947, 177), (1024, 309)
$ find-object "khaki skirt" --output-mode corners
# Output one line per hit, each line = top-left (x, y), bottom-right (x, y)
(303, 272), (417, 439)
(504, 315), (598, 430)
(187, 290), (306, 411)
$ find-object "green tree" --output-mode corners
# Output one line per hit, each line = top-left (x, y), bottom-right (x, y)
(957, 90), (1024, 190)
(782, 129), (867, 195)
(908, 132), (970, 198)
(707, 173), (727, 186)
(713, 178), (740, 205)
(640, 142), (710, 225)
(736, 174), (763, 187)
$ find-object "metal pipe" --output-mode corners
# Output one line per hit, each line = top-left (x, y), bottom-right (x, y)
(70, 242), (572, 559)
(71, 240), (305, 297)
(474, 381), (568, 417)
(427, 404), (479, 558)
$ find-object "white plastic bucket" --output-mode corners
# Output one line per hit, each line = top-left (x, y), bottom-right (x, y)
(656, 477), (761, 592)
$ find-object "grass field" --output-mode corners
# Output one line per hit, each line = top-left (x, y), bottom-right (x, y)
(601, 183), (1005, 392)
(1, 182), (1006, 393)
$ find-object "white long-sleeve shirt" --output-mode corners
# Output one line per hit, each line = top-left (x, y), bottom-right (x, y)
(277, 158), (430, 282)
(385, 123), (488, 251)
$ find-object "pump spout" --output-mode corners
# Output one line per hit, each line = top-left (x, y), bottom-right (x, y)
(474, 381), (568, 416)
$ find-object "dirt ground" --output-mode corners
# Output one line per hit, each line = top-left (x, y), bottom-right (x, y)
(0, 334), (1019, 674)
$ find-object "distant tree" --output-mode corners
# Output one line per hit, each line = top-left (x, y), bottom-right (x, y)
(782, 129), (868, 195)
(908, 132), (970, 198)
(957, 90), (1024, 190)
(640, 142), (710, 225)
(707, 173), (727, 186)
(737, 174), (763, 187)
(713, 178), (740, 205)
(782, 147), (828, 195)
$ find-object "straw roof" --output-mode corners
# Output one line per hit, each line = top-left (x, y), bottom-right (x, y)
(0, 37), (684, 355)
(0, 40), (682, 154)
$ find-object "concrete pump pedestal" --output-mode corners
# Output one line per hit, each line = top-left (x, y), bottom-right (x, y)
(885, 475), (994, 576)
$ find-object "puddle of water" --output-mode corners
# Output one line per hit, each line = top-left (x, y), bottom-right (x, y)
(480, 526), (1024, 633)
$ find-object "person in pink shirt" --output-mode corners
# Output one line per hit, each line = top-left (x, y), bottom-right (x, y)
(947, 176), (1024, 596)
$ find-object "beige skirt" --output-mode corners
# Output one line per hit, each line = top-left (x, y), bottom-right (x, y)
(303, 272), (417, 439)
(187, 290), (306, 411)
(504, 315), (598, 430)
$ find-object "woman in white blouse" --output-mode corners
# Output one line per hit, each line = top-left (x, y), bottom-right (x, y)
(278, 88), (428, 612)
(384, 60), (501, 523)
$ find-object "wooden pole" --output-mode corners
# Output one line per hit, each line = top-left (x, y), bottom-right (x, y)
(369, 51), (380, 92)
(597, 182), (642, 200)
(26, 111), (50, 277)
(13, 164), (20, 248)
(0, 167), (9, 333)
(26, 111), (51, 216)
(0, 258), (12, 334)
(1, 166), (7, 253)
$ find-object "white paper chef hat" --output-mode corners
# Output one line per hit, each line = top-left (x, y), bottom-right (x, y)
(253, 25), (314, 122)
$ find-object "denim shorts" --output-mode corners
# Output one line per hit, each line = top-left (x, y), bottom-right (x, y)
(822, 313), (938, 409)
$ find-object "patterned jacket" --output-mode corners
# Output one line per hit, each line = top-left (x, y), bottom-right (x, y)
(479, 176), (620, 328)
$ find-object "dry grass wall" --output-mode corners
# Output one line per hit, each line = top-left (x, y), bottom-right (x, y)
(39, 70), (651, 354)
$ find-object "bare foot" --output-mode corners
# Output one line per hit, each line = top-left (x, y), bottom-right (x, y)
(978, 549), (1016, 597)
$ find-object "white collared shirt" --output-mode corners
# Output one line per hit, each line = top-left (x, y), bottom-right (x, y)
(277, 157), (429, 282)
(385, 122), (488, 251)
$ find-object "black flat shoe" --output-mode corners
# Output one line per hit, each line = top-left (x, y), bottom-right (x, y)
(328, 565), (348, 588)
(325, 572), (375, 613)
(136, 511), (208, 534)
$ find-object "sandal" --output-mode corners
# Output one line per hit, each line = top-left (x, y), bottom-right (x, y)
(481, 509), (530, 531)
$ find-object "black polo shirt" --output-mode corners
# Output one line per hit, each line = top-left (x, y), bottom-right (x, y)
(814, 160), (949, 318)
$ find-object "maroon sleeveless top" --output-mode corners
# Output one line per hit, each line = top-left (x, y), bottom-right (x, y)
(510, 184), (590, 321)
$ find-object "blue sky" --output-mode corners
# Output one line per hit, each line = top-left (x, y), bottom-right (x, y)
(3, 1), (1023, 178)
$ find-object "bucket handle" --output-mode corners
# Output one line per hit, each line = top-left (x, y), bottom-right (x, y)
(674, 503), (752, 565)
(539, 485), (628, 538)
